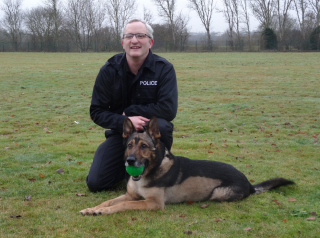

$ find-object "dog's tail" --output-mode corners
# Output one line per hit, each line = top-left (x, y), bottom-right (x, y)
(252, 178), (294, 194)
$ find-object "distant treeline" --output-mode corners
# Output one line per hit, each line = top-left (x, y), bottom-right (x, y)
(0, 0), (319, 52)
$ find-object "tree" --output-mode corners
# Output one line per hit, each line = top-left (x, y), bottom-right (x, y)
(142, 5), (154, 25)
(25, 6), (54, 50)
(293, 0), (309, 42)
(153, 0), (189, 49)
(90, 0), (107, 51)
(231, 0), (242, 49)
(152, 23), (171, 49)
(174, 12), (189, 50)
(188, 0), (216, 50)
(240, 0), (252, 50)
(275, 0), (293, 50)
(308, 0), (320, 26)
(310, 25), (320, 49)
(106, 0), (136, 43)
(0, 0), (24, 50)
(43, 0), (63, 51)
(222, 0), (234, 49)
(221, 0), (242, 50)
(63, 0), (107, 51)
(63, 0), (85, 51)
(250, 0), (277, 29)
(262, 27), (277, 49)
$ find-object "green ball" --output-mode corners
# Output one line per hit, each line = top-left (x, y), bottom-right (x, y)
(126, 166), (144, 177)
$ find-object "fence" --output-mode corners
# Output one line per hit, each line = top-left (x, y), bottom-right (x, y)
(1, 39), (319, 52)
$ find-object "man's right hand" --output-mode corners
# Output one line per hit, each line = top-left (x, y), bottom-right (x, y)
(128, 116), (150, 131)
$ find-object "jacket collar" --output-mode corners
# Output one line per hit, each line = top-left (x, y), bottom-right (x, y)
(108, 50), (155, 75)
(141, 50), (156, 73)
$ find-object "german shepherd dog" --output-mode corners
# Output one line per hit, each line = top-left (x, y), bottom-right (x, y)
(80, 117), (294, 215)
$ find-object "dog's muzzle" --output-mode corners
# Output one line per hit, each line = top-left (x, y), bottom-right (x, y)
(125, 156), (148, 181)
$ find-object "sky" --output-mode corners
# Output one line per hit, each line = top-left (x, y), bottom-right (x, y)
(16, 0), (259, 34)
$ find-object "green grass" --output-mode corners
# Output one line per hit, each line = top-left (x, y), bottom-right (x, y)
(0, 52), (319, 237)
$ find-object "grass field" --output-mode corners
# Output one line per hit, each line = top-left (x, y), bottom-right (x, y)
(0, 52), (319, 237)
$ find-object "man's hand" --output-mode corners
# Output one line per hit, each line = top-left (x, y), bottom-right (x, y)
(128, 116), (150, 131)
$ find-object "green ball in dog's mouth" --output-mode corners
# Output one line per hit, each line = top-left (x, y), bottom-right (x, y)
(126, 166), (144, 177)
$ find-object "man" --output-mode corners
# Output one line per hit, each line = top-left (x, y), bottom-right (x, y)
(86, 19), (178, 192)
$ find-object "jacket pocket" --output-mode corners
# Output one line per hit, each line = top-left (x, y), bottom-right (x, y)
(135, 86), (157, 105)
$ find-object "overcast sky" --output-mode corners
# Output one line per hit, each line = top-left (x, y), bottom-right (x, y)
(17, 0), (260, 34)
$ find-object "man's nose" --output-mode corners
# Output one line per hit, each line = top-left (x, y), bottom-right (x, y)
(131, 35), (139, 42)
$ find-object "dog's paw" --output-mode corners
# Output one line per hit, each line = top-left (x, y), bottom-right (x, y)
(80, 208), (106, 216)
(79, 208), (95, 216)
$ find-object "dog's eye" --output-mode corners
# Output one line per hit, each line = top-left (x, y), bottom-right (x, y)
(140, 144), (148, 149)
(127, 143), (133, 149)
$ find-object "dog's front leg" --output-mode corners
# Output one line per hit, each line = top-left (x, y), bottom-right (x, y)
(80, 192), (136, 215)
(89, 197), (164, 215)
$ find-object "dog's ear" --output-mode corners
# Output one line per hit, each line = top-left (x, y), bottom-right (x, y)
(146, 117), (161, 140)
(123, 118), (135, 139)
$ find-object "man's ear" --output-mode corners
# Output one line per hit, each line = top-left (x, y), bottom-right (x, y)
(147, 117), (161, 140)
(149, 38), (154, 49)
(123, 118), (135, 139)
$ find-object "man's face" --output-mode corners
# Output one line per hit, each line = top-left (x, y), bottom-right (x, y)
(122, 22), (154, 61)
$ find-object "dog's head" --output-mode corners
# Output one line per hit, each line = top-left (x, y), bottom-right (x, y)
(122, 117), (161, 181)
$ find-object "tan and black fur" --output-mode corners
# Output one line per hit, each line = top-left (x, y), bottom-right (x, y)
(80, 117), (294, 215)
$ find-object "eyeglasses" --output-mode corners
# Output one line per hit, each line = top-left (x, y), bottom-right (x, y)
(123, 33), (151, 40)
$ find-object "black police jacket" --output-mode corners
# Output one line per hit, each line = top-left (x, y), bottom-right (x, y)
(90, 50), (178, 134)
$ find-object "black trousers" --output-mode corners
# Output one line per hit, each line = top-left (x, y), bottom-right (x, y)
(86, 118), (173, 192)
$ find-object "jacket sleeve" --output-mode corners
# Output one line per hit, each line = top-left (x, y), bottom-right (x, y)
(90, 65), (126, 133)
(124, 64), (178, 121)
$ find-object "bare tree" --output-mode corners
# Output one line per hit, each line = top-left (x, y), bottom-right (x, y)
(25, 6), (54, 49)
(293, 0), (309, 41)
(240, 0), (251, 50)
(222, 0), (240, 49)
(152, 0), (178, 47)
(250, 0), (277, 29)
(43, 0), (62, 51)
(81, 0), (94, 50)
(0, 0), (24, 50)
(62, 0), (107, 51)
(275, 0), (293, 49)
(188, 0), (216, 50)
(91, 0), (107, 50)
(174, 12), (189, 50)
(106, 0), (136, 43)
(308, 0), (320, 26)
(231, 0), (242, 48)
(63, 0), (85, 51)
(142, 5), (154, 25)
